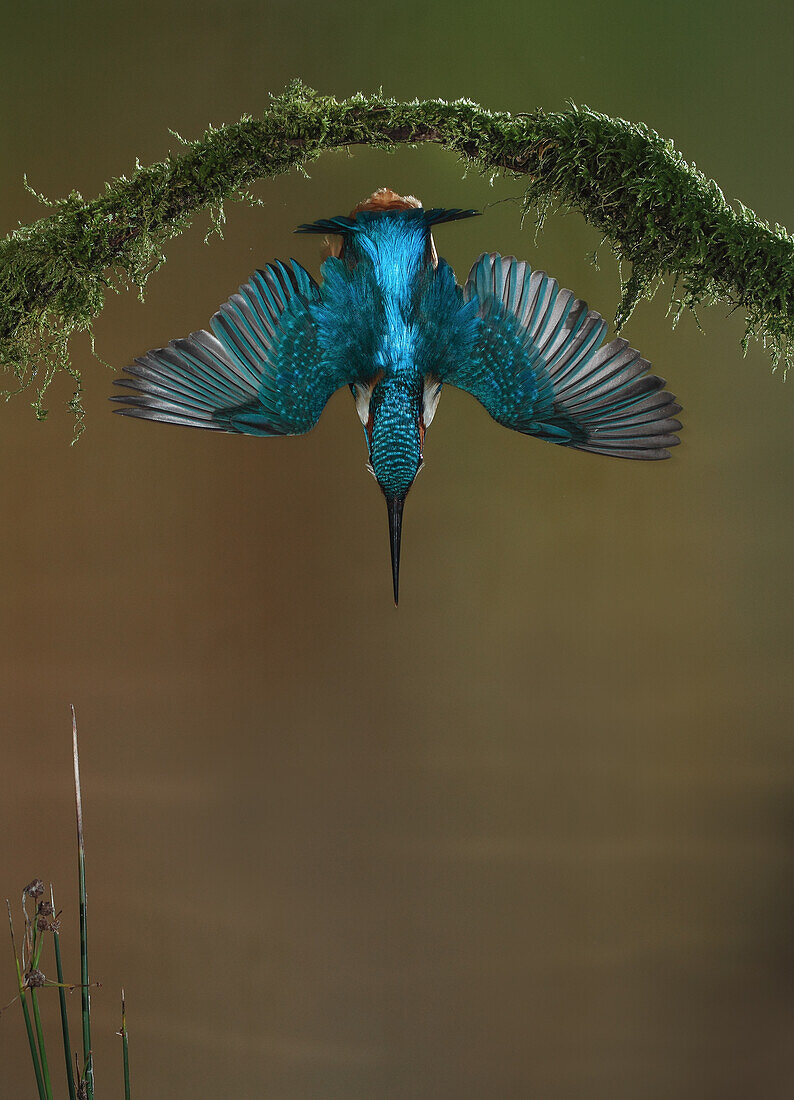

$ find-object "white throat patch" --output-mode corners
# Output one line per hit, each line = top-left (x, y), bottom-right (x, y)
(422, 377), (443, 428)
(352, 381), (374, 427)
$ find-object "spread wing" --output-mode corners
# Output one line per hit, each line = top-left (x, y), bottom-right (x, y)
(440, 253), (682, 459)
(112, 259), (356, 436)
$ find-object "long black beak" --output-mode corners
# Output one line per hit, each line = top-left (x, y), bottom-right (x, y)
(386, 495), (405, 606)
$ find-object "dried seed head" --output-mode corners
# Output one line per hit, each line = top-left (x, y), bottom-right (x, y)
(24, 880), (45, 899)
(25, 968), (46, 988)
(77, 1082), (88, 1100)
(37, 901), (55, 917)
(37, 915), (60, 933)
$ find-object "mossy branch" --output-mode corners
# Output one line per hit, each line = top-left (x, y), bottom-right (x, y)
(2, 79), (793, 431)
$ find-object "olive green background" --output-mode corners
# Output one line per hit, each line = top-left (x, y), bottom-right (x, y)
(1, 2), (793, 1097)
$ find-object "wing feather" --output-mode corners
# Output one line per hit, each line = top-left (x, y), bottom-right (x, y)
(113, 260), (358, 436)
(440, 253), (682, 460)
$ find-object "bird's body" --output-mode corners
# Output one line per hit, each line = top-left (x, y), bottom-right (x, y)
(306, 200), (478, 502)
(114, 188), (682, 602)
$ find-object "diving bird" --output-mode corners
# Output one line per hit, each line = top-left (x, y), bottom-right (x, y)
(113, 188), (682, 604)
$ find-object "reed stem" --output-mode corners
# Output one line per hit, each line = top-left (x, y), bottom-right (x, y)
(121, 988), (131, 1100)
(29, 988), (54, 1100)
(7, 901), (47, 1100)
(72, 705), (94, 1100)
(52, 886), (78, 1100)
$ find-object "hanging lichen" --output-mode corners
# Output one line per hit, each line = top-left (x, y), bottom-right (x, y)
(1, 79), (792, 434)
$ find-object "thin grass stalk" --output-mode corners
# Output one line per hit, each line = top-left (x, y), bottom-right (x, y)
(29, 987), (54, 1100)
(32, 913), (46, 970)
(25, 878), (55, 1099)
(52, 887), (78, 1100)
(121, 989), (131, 1100)
(7, 901), (47, 1100)
(72, 705), (94, 1099)
(17, 989), (47, 1100)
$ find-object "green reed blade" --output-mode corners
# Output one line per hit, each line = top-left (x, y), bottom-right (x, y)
(19, 989), (47, 1100)
(29, 987), (54, 1100)
(72, 706), (94, 1100)
(7, 901), (47, 1100)
(52, 887), (78, 1100)
(121, 989), (131, 1100)
(32, 919), (45, 969)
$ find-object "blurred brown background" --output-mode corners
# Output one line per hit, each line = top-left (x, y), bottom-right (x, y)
(1, 2), (793, 1097)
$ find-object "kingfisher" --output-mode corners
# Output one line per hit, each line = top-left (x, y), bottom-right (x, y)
(113, 188), (682, 603)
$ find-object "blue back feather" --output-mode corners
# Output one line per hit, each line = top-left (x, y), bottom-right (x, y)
(307, 212), (477, 494)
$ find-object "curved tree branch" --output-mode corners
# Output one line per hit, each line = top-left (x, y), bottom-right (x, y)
(1, 79), (792, 430)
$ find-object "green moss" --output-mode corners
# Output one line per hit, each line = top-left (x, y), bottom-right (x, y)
(2, 80), (792, 431)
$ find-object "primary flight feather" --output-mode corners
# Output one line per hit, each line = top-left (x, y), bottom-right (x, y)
(113, 188), (682, 603)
